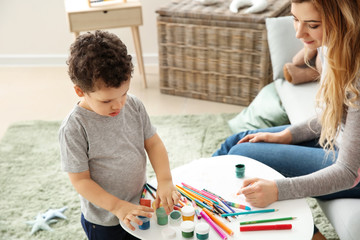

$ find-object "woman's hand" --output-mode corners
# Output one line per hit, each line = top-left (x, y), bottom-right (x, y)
(154, 180), (181, 214)
(237, 178), (279, 208)
(114, 201), (154, 231)
(237, 129), (292, 145)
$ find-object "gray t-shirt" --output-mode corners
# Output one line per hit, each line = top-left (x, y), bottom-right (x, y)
(59, 94), (156, 226)
(276, 48), (360, 200)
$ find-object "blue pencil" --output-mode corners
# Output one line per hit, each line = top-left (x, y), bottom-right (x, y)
(220, 198), (236, 213)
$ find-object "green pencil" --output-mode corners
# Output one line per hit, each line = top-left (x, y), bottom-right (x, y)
(240, 217), (296, 225)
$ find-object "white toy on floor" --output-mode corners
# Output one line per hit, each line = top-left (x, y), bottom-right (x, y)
(229, 0), (268, 13)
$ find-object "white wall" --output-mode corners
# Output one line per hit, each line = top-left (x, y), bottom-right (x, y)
(0, 0), (171, 65)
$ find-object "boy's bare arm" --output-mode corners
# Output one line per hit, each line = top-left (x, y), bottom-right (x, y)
(68, 171), (153, 230)
(145, 133), (180, 213)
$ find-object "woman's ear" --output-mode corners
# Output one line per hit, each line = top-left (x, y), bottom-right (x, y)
(74, 85), (85, 97)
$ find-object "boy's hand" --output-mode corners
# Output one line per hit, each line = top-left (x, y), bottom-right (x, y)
(114, 201), (154, 231)
(154, 181), (181, 214)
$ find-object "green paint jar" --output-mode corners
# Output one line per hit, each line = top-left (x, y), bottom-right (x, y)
(235, 164), (245, 178)
(169, 210), (182, 225)
(195, 222), (210, 240)
(156, 207), (168, 225)
(181, 220), (195, 238)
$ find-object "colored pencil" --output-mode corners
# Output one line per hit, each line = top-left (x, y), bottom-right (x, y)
(144, 184), (156, 199)
(201, 188), (251, 211)
(192, 199), (202, 219)
(177, 185), (213, 206)
(176, 187), (194, 202)
(177, 187), (210, 211)
(202, 189), (222, 199)
(141, 186), (147, 199)
(221, 209), (278, 217)
(203, 208), (234, 236)
(182, 183), (218, 204)
(200, 210), (228, 240)
(225, 201), (251, 211)
(240, 217), (296, 225)
(240, 224), (292, 231)
(182, 186), (218, 204)
(146, 183), (157, 192)
(194, 198), (213, 211)
(200, 190), (218, 201)
(219, 198), (236, 213)
(213, 204), (231, 222)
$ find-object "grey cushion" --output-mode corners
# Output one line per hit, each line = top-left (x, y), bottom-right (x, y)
(274, 79), (319, 124)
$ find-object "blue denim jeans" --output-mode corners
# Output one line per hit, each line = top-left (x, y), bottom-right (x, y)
(81, 214), (140, 240)
(213, 125), (360, 200)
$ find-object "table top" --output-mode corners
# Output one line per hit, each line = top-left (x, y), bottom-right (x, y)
(122, 155), (314, 240)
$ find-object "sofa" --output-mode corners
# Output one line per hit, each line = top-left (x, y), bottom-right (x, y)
(266, 16), (360, 240)
(226, 15), (360, 240)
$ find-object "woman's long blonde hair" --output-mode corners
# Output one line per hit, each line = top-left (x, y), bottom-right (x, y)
(294, 0), (360, 153)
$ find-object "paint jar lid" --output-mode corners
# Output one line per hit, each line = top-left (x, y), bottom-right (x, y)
(162, 227), (176, 239)
(181, 206), (195, 217)
(181, 220), (195, 232)
(195, 222), (210, 234)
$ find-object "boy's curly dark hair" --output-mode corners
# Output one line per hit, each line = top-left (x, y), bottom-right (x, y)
(67, 30), (134, 92)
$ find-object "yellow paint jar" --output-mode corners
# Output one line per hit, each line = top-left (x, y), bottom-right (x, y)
(181, 206), (195, 221)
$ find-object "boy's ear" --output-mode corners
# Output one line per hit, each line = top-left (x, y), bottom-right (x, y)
(74, 85), (85, 97)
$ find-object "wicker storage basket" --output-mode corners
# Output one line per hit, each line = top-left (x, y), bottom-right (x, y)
(156, 0), (291, 105)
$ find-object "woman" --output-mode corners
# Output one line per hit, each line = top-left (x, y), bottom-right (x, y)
(214, 0), (360, 238)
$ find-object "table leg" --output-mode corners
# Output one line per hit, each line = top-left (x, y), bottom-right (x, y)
(131, 26), (147, 88)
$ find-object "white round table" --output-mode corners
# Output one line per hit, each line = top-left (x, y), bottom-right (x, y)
(122, 155), (314, 239)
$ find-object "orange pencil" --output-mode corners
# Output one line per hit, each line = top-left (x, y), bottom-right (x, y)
(203, 208), (234, 236)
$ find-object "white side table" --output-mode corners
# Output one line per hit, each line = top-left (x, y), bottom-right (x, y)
(122, 155), (314, 239)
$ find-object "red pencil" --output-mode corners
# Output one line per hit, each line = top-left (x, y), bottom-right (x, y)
(240, 224), (292, 231)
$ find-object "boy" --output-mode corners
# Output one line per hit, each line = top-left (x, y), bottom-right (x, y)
(59, 30), (180, 239)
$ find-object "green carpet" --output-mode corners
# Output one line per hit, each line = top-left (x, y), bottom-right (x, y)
(0, 114), (338, 239)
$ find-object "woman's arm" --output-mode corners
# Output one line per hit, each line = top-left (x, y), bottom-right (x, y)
(277, 104), (360, 200)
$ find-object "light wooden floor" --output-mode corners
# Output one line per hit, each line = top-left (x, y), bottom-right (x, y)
(0, 65), (244, 139)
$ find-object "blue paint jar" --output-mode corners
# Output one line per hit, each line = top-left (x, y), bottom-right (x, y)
(138, 216), (150, 230)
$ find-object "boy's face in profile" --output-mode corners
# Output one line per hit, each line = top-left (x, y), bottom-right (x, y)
(74, 79), (130, 117)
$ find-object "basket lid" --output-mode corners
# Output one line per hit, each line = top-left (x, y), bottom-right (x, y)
(156, 0), (291, 23)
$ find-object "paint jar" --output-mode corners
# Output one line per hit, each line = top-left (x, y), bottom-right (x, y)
(156, 207), (168, 225)
(181, 206), (195, 221)
(138, 216), (150, 230)
(195, 222), (210, 240)
(140, 198), (151, 207)
(235, 164), (245, 178)
(169, 210), (182, 225)
(181, 220), (195, 238)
